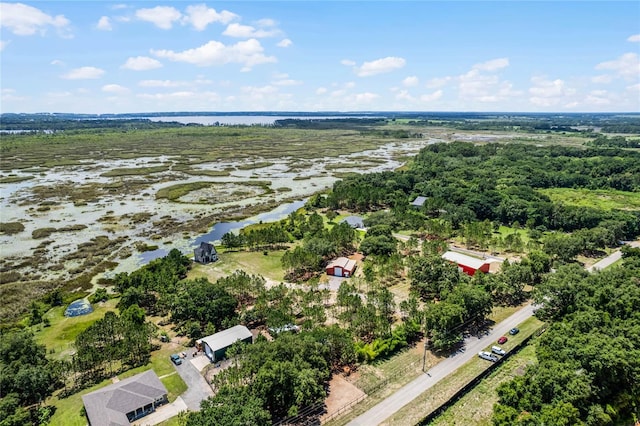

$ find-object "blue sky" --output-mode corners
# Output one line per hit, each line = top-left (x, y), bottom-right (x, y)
(1, 1), (639, 113)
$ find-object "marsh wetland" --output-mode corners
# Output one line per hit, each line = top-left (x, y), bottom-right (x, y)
(0, 123), (432, 320)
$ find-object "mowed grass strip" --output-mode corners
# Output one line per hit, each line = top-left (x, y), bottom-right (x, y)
(429, 344), (537, 426)
(188, 249), (288, 283)
(383, 316), (544, 426)
(538, 187), (640, 211)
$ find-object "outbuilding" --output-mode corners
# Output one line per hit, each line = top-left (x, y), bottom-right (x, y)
(199, 325), (253, 362)
(441, 250), (490, 276)
(82, 370), (168, 426)
(326, 257), (357, 277)
(410, 196), (428, 208)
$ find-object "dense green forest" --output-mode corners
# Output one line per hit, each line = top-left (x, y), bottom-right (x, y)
(493, 249), (640, 425)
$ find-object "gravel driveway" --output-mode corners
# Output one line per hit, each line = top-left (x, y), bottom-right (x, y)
(173, 355), (214, 411)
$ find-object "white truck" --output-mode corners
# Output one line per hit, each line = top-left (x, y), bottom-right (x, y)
(491, 346), (506, 356)
(478, 351), (498, 362)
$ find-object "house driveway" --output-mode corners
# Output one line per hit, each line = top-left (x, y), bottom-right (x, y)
(173, 354), (214, 411)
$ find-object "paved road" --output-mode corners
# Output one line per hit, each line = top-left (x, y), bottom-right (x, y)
(173, 355), (214, 411)
(588, 241), (639, 272)
(347, 303), (535, 426)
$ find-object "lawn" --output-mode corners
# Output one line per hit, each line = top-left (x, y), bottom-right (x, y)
(538, 187), (640, 211)
(33, 298), (119, 359)
(48, 345), (188, 426)
(188, 249), (287, 284)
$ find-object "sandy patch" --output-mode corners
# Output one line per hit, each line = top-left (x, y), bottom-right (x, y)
(322, 374), (367, 422)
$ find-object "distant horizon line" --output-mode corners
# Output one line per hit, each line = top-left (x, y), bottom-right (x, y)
(2, 111), (639, 116)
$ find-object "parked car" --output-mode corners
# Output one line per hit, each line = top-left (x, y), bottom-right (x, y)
(497, 336), (508, 344)
(509, 327), (520, 335)
(478, 351), (498, 362)
(170, 354), (182, 365)
(491, 346), (506, 356)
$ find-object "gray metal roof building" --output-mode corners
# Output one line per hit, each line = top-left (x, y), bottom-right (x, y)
(341, 215), (365, 229)
(200, 325), (253, 362)
(81, 370), (168, 426)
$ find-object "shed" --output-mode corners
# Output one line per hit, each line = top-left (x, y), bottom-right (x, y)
(410, 196), (428, 207)
(81, 370), (168, 426)
(194, 241), (218, 264)
(200, 325), (253, 362)
(326, 257), (357, 277)
(341, 215), (365, 229)
(442, 251), (490, 276)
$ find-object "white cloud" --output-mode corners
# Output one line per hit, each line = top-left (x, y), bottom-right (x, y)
(139, 80), (188, 88)
(596, 53), (640, 80)
(528, 76), (574, 107)
(277, 38), (292, 48)
(420, 90), (443, 102)
(584, 90), (611, 106)
(341, 59), (356, 66)
(151, 39), (277, 69)
(472, 57), (509, 71)
(97, 16), (112, 31)
(136, 6), (182, 30)
(396, 90), (415, 101)
(273, 79), (302, 86)
(0, 2), (71, 36)
(355, 56), (406, 77)
(402, 76), (419, 87)
(122, 56), (163, 71)
(183, 4), (238, 31)
(426, 76), (451, 89)
(50, 59), (64, 66)
(257, 18), (277, 27)
(627, 83), (640, 92)
(627, 34), (640, 42)
(102, 84), (129, 94)
(591, 74), (613, 84)
(138, 91), (199, 100)
(316, 87), (327, 95)
(112, 4), (128, 10)
(0, 40), (8, 51)
(223, 23), (280, 38)
(61, 66), (105, 80)
(352, 92), (379, 103)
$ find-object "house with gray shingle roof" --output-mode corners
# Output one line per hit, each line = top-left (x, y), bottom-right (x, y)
(340, 215), (365, 229)
(81, 370), (168, 426)
(194, 241), (218, 264)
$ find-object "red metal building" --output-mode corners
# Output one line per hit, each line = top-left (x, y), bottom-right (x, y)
(442, 251), (490, 276)
(326, 257), (357, 277)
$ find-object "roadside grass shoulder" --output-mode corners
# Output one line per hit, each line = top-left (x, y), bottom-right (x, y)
(384, 316), (544, 425)
(430, 344), (537, 426)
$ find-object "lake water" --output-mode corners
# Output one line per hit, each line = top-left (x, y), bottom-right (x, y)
(146, 115), (382, 126)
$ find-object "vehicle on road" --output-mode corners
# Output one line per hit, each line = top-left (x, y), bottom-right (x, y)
(170, 354), (182, 365)
(497, 336), (508, 344)
(478, 351), (498, 362)
(491, 346), (506, 356)
(509, 327), (520, 335)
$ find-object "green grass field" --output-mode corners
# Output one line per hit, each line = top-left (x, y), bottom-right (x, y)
(48, 345), (188, 426)
(538, 187), (640, 211)
(33, 298), (119, 359)
(189, 248), (287, 283)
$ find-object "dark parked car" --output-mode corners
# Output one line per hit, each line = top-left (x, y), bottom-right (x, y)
(509, 327), (520, 335)
(170, 354), (182, 365)
(497, 336), (508, 344)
